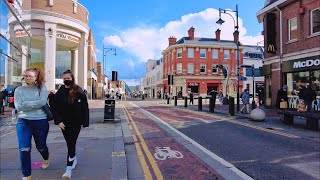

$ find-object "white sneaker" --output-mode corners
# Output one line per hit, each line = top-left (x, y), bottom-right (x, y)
(71, 156), (77, 169)
(62, 166), (72, 179)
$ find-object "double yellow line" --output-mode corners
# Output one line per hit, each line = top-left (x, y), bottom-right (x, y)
(123, 106), (163, 180)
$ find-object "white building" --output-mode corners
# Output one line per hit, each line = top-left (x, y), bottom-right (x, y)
(242, 45), (264, 98)
(143, 58), (163, 98)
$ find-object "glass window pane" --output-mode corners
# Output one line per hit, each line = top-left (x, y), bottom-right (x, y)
(188, 48), (194, 58)
(55, 44), (72, 79)
(312, 8), (320, 34)
(200, 49), (206, 58)
(212, 49), (218, 59)
(224, 50), (230, 59)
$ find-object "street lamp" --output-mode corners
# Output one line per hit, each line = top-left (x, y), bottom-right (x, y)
(216, 4), (240, 112)
(102, 45), (117, 76)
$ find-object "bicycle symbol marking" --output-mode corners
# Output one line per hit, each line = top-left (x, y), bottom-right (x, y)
(154, 147), (183, 160)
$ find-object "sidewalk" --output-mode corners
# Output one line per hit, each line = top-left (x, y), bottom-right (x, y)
(0, 100), (128, 180)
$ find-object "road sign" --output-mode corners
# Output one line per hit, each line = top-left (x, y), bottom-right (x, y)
(240, 77), (247, 81)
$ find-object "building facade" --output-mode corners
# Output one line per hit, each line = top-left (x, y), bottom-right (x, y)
(143, 59), (163, 98)
(257, 0), (320, 107)
(162, 27), (244, 97)
(4, 0), (100, 97)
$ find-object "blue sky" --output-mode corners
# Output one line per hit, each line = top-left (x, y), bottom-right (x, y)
(79, 0), (265, 86)
(1, 1), (265, 85)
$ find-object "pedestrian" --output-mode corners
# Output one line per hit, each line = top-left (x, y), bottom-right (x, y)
(14, 67), (50, 180)
(303, 85), (317, 111)
(49, 69), (89, 179)
(276, 85), (288, 109)
(189, 92), (194, 105)
(240, 89), (250, 114)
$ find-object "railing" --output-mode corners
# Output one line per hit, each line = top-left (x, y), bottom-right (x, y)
(288, 95), (320, 111)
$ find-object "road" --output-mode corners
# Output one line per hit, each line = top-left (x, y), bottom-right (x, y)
(124, 99), (320, 180)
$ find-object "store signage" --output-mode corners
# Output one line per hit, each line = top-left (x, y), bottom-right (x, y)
(57, 33), (79, 43)
(293, 59), (320, 69)
(188, 83), (199, 86)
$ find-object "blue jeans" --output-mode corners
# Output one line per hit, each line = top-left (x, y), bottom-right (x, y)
(16, 118), (49, 177)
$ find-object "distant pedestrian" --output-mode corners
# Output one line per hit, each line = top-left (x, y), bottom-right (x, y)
(240, 89), (250, 114)
(303, 85), (317, 111)
(189, 92), (194, 105)
(14, 67), (50, 180)
(276, 85), (288, 109)
(49, 70), (89, 179)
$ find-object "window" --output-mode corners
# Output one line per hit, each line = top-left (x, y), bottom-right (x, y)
(288, 17), (297, 40)
(176, 63), (182, 74)
(200, 64), (206, 74)
(188, 48), (194, 58)
(177, 48), (182, 58)
(224, 50), (230, 59)
(188, 63), (194, 74)
(212, 49), (218, 59)
(212, 64), (218, 74)
(311, 8), (320, 34)
(200, 49), (206, 58)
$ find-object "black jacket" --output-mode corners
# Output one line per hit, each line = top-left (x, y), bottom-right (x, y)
(49, 85), (89, 127)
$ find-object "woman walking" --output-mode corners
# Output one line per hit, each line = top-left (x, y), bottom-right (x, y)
(14, 68), (50, 180)
(240, 89), (250, 114)
(50, 70), (89, 179)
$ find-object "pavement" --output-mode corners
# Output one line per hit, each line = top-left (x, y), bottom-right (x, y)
(0, 98), (318, 180)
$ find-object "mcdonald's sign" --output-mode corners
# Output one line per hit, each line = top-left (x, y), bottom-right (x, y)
(267, 44), (275, 53)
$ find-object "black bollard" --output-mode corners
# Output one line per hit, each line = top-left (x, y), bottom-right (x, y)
(198, 96), (202, 111)
(184, 96), (188, 107)
(209, 97), (214, 113)
(252, 100), (256, 110)
(212, 94), (217, 110)
(167, 97), (170, 104)
(174, 96), (177, 106)
(229, 97), (235, 116)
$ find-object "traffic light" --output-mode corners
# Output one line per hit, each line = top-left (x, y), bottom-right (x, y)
(168, 75), (173, 85)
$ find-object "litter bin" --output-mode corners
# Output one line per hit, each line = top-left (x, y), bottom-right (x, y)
(104, 99), (115, 121)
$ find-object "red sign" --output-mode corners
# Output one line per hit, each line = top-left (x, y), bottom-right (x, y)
(7, 0), (14, 3)
(188, 83), (199, 86)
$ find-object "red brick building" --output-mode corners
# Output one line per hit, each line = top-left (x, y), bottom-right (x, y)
(257, 0), (320, 107)
(162, 27), (244, 97)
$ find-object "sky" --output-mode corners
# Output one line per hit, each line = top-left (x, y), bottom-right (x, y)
(0, 0), (265, 85)
(79, 0), (265, 86)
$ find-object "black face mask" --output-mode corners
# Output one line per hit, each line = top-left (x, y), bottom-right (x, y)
(64, 80), (73, 86)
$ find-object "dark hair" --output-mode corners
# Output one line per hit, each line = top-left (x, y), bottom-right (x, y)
(24, 67), (45, 90)
(62, 69), (79, 103)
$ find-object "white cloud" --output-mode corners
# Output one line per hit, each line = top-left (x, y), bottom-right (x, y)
(96, 48), (101, 54)
(122, 79), (140, 86)
(103, 8), (263, 62)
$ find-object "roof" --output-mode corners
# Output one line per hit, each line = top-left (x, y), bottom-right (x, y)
(173, 37), (238, 49)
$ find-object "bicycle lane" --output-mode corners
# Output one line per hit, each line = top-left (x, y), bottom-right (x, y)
(123, 102), (243, 180)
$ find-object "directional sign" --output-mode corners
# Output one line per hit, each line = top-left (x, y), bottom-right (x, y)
(240, 77), (247, 81)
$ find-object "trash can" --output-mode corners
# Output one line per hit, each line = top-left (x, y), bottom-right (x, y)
(104, 99), (115, 121)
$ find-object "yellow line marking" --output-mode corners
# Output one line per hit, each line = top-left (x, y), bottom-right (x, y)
(124, 106), (164, 180)
(132, 135), (153, 180)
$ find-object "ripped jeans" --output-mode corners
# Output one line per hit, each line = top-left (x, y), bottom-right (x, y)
(16, 118), (49, 177)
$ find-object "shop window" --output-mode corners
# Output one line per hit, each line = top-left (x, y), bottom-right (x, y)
(288, 17), (297, 41)
(200, 64), (206, 74)
(176, 63), (182, 74)
(55, 44), (71, 79)
(200, 49), (206, 58)
(188, 63), (194, 74)
(311, 8), (320, 35)
(188, 48), (194, 58)
(212, 49), (218, 59)
(224, 50), (230, 59)
(177, 48), (182, 58)
(188, 85), (199, 94)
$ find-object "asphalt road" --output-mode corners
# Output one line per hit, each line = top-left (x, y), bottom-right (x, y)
(133, 101), (320, 180)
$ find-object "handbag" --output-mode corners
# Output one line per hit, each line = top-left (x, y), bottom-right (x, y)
(280, 101), (288, 109)
(43, 103), (54, 121)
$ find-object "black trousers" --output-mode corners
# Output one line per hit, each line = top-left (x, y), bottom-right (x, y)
(61, 123), (81, 166)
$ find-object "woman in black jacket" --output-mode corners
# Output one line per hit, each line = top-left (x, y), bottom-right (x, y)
(49, 70), (89, 179)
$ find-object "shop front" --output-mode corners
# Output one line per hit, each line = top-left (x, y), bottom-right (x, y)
(187, 82), (199, 94)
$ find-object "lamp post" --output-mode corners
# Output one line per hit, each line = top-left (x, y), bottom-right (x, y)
(216, 4), (240, 112)
(102, 45), (117, 76)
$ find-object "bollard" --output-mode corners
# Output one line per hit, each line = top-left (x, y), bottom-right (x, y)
(167, 97), (170, 104)
(212, 94), (217, 110)
(252, 100), (256, 110)
(198, 96), (202, 111)
(229, 97), (235, 116)
(174, 96), (177, 106)
(209, 97), (214, 113)
(184, 96), (188, 107)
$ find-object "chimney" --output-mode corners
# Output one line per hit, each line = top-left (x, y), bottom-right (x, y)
(168, 36), (177, 46)
(215, 29), (221, 41)
(233, 30), (239, 42)
(188, 26), (195, 40)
